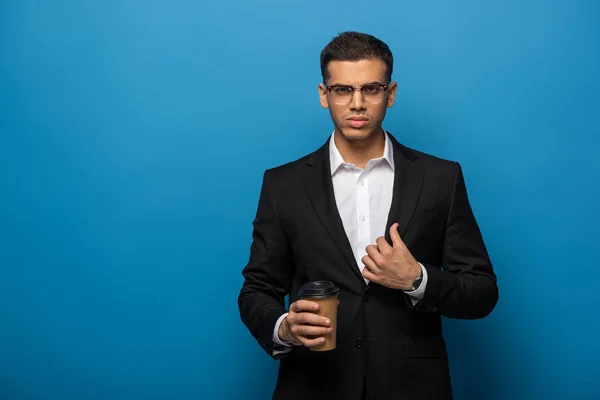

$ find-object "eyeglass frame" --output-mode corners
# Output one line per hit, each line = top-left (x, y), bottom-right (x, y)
(323, 82), (390, 105)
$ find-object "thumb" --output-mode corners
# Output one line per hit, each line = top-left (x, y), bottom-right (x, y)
(389, 223), (404, 247)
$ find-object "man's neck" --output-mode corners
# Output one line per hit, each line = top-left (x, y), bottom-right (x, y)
(334, 129), (386, 169)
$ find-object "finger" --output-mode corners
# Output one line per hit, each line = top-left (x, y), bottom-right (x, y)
(389, 223), (405, 248)
(289, 312), (331, 327)
(365, 244), (386, 267)
(290, 300), (319, 313)
(362, 266), (379, 282)
(376, 236), (392, 253)
(362, 255), (381, 274)
(292, 325), (332, 337)
(300, 336), (327, 348)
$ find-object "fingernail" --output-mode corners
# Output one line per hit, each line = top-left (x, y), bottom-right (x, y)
(325, 319), (330, 325)
(313, 304), (319, 310)
(327, 327), (332, 332)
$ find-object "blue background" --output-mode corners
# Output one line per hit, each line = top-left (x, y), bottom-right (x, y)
(1, 1), (599, 399)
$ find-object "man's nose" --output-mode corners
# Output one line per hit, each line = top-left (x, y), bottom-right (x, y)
(349, 89), (366, 110)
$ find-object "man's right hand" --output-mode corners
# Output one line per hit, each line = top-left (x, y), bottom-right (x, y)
(278, 300), (332, 347)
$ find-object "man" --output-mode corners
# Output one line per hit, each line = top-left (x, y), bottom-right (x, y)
(238, 31), (498, 400)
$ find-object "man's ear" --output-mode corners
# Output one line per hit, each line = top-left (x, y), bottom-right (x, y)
(319, 83), (329, 109)
(386, 81), (397, 108)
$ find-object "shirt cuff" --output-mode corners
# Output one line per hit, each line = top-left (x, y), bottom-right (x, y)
(273, 312), (292, 347)
(404, 263), (428, 304)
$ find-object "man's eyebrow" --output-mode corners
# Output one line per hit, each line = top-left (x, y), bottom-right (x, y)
(327, 81), (386, 86)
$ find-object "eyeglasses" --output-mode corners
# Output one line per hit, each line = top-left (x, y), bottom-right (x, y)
(325, 83), (389, 105)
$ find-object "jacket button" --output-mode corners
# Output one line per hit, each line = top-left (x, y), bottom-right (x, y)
(356, 338), (363, 348)
(363, 294), (370, 302)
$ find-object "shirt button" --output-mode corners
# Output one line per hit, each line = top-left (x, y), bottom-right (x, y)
(360, 180), (365, 186)
(360, 216), (366, 222)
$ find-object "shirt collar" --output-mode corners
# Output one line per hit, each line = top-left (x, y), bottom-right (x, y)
(329, 130), (395, 176)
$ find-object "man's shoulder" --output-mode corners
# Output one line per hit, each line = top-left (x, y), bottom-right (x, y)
(409, 147), (457, 168)
(265, 153), (311, 175)
(390, 135), (458, 170)
(392, 140), (463, 186)
(262, 143), (326, 180)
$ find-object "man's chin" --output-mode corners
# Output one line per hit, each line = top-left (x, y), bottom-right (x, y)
(338, 127), (377, 142)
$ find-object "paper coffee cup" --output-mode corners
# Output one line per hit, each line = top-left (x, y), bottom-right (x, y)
(298, 281), (339, 351)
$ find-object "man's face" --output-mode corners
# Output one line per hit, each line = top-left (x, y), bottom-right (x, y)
(319, 58), (397, 142)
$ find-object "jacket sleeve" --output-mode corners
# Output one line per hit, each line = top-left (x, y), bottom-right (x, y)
(238, 170), (295, 358)
(411, 162), (499, 319)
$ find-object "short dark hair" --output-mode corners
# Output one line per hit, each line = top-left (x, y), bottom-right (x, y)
(320, 31), (394, 83)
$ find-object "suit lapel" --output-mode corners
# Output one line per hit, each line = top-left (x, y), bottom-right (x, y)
(300, 133), (426, 283)
(301, 139), (364, 282)
(384, 134), (426, 243)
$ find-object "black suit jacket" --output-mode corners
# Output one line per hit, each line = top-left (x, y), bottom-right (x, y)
(238, 133), (498, 400)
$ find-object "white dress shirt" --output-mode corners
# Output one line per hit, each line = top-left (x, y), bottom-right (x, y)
(272, 131), (428, 351)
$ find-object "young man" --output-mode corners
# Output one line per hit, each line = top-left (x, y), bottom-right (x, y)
(238, 31), (498, 400)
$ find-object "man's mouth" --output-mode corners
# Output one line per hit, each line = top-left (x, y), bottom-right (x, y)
(347, 117), (368, 128)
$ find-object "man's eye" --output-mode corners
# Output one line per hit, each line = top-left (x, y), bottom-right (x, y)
(333, 87), (352, 94)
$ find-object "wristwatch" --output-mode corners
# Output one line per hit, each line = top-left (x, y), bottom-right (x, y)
(409, 268), (424, 291)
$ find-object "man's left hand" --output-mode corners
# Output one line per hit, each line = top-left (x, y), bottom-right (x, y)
(361, 222), (422, 290)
